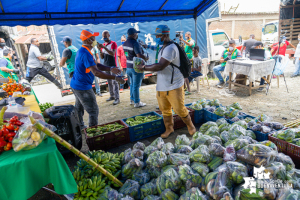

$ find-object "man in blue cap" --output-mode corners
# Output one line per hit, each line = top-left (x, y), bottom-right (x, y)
(123, 28), (149, 108)
(136, 25), (196, 139)
(59, 36), (78, 85)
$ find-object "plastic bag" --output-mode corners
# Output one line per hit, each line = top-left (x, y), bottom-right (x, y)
(179, 187), (206, 200)
(214, 107), (226, 116)
(221, 192), (234, 200)
(204, 126), (220, 137)
(144, 146), (159, 158)
(175, 134), (190, 146)
(228, 124), (246, 139)
(259, 141), (278, 151)
(226, 161), (248, 184)
(229, 102), (242, 110)
(236, 144), (277, 167)
(223, 144), (236, 162)
(124, 149), (144, 163)
(261, 126), (271, 134)
(156, 168), (182, 194)
(230, 138), (251, 151)
(232, 120), (247, 129)
(206, 106), (216, 113)
(168, 153), (190, 166)
(150, 137), (164, 150)
(209, 143), (225, 157)
(199, 122), (218, 133)
(216, 118), (228, 127)
(120, 196), (134, 200)
(245, 130), (256, 140)
(146, 151), (168, 168)
(275, 153), (295, 171)
(277, 189), (300, 200)
(225, 107), (239, 118)
(140, 181), (158, 199)
(265, 162), (287, 181)
(98, 186), (122, 200)
(175, 145), (193, 155)
(143, 195), (161, 200)
(119, 179), (140, 199)
(238, 135), (257, 144)
(162, 165), (179, 173)
(122, 158), (144, 179)
(28, 111), (45, 122)
(272, 122), (284, 130)
(192, 131), (203, 140)
(178, 164), (202, 188)
(146, 166), (161, 179)
(256, 114), (272, 123)
(231, 117), (240, 123)
(219, 123), (231, 133)
(190, 162), (209, 177)
(133, 57), (145, 73)
(161, 189), (179, 200)
(220, 131), (230, 143)
(161, 142), (175, 155)
(208, 157), (224, 171)
(211, 136), (222, 145)
(277, 129), (296, 142)
(13, 117), (47, 152)
(132, 172), (151, 185)
(189, 102), (203, 111)
(189, 145), (211, 163)
(190, 135), (214, 149)
(133, 142), (146, 151)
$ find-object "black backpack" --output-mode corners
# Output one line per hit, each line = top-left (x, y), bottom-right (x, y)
(160, 41), (192, 84)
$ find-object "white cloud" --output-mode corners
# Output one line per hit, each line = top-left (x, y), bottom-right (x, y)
(219, 0), (280, 13)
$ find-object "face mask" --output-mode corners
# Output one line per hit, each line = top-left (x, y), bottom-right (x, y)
(229, 47), (234, 51)
(156, 37), (164, 45)
(91, 40), (97, 48)
(0, 43), (5, 47)
(103, 38), (109, 42)
(121, 42), (125, 45)
(186, 37), (189, 40)
(282, 40), (286, 43)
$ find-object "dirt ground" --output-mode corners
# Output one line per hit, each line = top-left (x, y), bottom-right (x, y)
(29, 62), (300, 199)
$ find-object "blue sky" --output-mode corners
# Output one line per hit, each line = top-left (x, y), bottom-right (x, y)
(219, 0), (281, 13)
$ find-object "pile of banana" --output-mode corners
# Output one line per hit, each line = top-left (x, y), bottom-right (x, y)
(72, 150), (124, 200)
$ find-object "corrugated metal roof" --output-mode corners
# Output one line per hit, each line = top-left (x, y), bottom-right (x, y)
(14, 34), (49, 44)
(221, 11), (279, 15)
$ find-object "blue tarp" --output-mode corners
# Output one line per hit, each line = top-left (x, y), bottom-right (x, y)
(53, 1), (219, 62)
(0, 0), (217, 26)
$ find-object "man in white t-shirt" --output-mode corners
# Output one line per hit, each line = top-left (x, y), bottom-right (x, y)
(137, 25), (196, 139)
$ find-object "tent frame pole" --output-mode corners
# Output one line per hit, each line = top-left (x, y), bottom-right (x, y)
(194, 15), (197, 45)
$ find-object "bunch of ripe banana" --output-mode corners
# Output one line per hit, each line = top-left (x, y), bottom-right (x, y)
(72, 150), (124, 200)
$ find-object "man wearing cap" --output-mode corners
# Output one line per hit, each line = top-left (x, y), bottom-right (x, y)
(0, 49), (19, 82)
(180, 31), (195, 60)
(118, 35), (129, 92)
(98, 30), (120, 105)
(59, 36), (78, 86)
(123, 28), (148, 108)
(213, 39), (242, 87)
(241, 34), (257, 55)
(71, 29), (124, 129)
(137, 25), (196, 139)
(26, 38), (62, 89)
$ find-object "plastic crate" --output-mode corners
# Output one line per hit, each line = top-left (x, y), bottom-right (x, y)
(227, 114), (255, 124)
(287, 143), (300, 168)
(84, 120), (130, 151)
(122, 112), (165, 142)
(253, 130), (270, 142)
(204, 108), (224, 122)
(155, 107), (194, 130)
(268, 133), (288, 154)
(185, 103), (205, 124)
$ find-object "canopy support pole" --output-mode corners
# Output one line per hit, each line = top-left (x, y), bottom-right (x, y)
(194, 15), (197, 45)
(159, 0), (169, 10)
(117, 0), (125, 11)
(65, 0), (69, 12)
(0, 0), (4, 13)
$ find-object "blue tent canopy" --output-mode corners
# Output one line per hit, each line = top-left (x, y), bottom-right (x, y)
(0, 0), (217, 26)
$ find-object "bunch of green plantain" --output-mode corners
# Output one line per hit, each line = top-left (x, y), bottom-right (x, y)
(125, 115), (162, 126)
(72, 150), (124, 200)
(86, 123), (124, 137)
(161, 189), (179, 200)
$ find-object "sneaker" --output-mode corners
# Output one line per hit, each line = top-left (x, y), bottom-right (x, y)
(215, 81), (225, 87)
(120, 89), (124, 93)
(134, 102), (146, 108)
(113, 99), (120, 105)
(106, 97), (115, 101)
(130, 100), (134, 105)
(96, 93), (102, 97)
(257, 87), (265, 92)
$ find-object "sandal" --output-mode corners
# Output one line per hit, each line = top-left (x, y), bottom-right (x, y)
(185, 91), (191, 95)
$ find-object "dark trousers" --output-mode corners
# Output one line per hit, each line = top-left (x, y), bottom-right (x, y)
(25, 67), (56, 83)
(72, 88), (99, 128)
(260, 76), (266, 85)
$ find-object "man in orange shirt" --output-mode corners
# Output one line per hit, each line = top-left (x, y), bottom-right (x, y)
(70, 29), (125, 128)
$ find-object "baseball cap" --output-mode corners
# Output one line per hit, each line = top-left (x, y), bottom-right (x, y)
(61, 36), (72, 43)
(152, 25), (170, 35)
(127, 28), (140, 35)
(80, 29), (99, 41)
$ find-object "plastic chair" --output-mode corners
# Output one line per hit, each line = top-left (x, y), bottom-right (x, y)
(195, 58), (210, 92)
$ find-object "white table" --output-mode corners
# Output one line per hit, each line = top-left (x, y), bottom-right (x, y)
(224, 59), (275, 95)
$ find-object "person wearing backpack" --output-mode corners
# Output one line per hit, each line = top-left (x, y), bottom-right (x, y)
(137, 25), (196, 139)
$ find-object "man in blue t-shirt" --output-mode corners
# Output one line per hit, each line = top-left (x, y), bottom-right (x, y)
(71, 29), (125, 129)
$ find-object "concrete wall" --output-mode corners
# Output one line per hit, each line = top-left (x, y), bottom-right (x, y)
(209, 12), (279, 41)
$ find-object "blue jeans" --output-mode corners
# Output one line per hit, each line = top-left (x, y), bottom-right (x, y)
(120, 68), (130, 89)
(293, 57), (300, 76)
(213, 65), (229, 83)
(127, 68), (144, 103)
(188, 71), (202, 82)
(94, 77), (101, 94)
(62, 67), (71, 85)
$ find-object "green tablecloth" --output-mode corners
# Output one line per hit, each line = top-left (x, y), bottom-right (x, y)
(0, 138), (78, 200)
